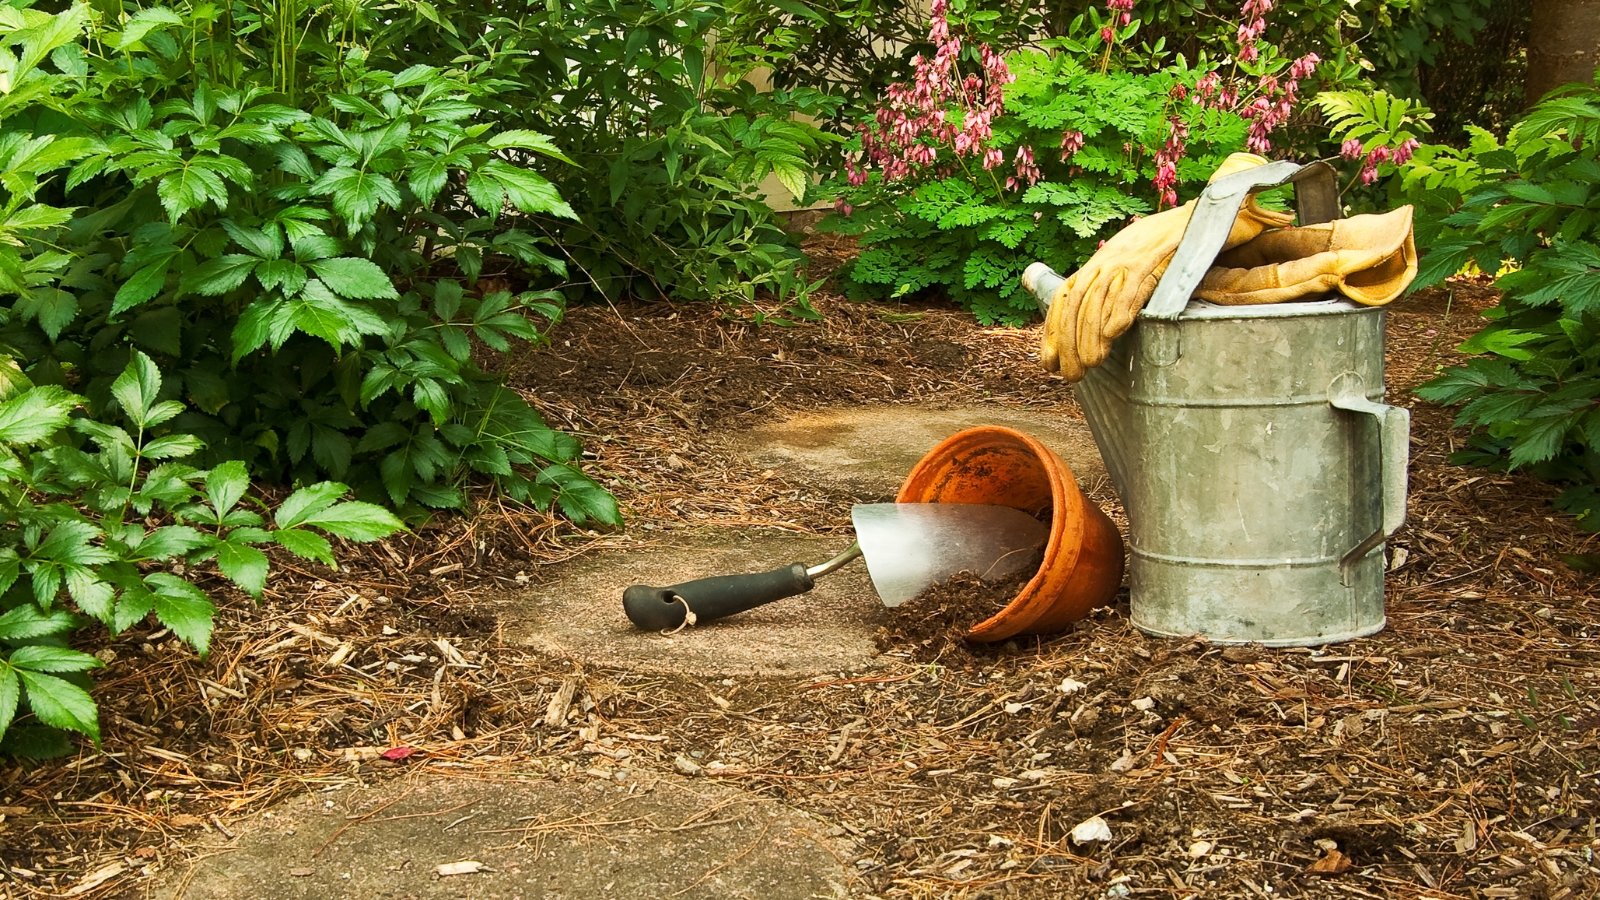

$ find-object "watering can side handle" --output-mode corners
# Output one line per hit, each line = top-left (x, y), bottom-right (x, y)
(1330, 375), (1411, 577)
(623, 564), (815, 631)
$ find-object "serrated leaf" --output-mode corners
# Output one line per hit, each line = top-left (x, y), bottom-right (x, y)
(143, 400), (186, 429)
(113, 581), (156, 634)
(110, 350), (162, 427)
(141, 434), (205, 459)
(299, 501), (405, 541)
(536, 464), (621, 526)
(274, 481), (347, 528)
(17, 670), (98, 743)
(206, 460), (250, 519)
(215, 541), (269, 597)
(157, 164), (229, 220)
(255, 258), (308, 295)
(391, 64), (438, 89)
(292, 279), (391, 347)
(0, 668), (17, 743)
(112, 259), (170, 315)
(308, 257), (398, 300)
(113, 6), (184, 50)
(231, 297), (293, 362)
(1508, 415), (1574, 469)
(0, 385), (79, 444)
(485, 129), (572, 163)
(409, 156), (449, 205)
(0, 551), (18, 597)
(135, 525), (211, 560)
(145, 573), (215, 654)
(222, 220), (284, 259)
(64, 568), (114, 622)
(8, 647), (103, 675)
(274, 528), (334, 565)
(181, 254), (258, 296)
(0, 605), (77, 641)
(477, 160), (576, 218)
(311, 167), (401, 231)
(27, 288), (77, 340)
(34, 520), (115, 567)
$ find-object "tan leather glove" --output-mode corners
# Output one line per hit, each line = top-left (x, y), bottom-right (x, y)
(1194, 205), (1417, 306)
(1040, 153), (1295, 381)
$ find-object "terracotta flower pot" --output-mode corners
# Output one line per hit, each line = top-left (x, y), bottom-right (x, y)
(896, 425), (1125, 642)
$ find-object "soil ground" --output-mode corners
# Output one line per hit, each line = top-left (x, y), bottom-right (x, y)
(2, 240), (1598, 899)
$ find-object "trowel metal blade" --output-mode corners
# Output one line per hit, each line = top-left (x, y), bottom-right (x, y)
(850, 503), (1049, 608)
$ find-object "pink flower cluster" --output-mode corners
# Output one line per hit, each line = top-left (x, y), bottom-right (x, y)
(1342, 136), (1420, 184)
(1154, 116), (1189, 208)
(847, 0), (1039, 192)
(1059, 129), (1086, 162)
(1191, 0), (1320, 157)
(1102, 0), (1134, 43)
(1227, 53), (1318, 153)
(1007, 145), (1042, 191)
(1235, 0), (1273, 63)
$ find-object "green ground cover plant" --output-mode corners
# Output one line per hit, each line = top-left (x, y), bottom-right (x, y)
(0, 351), (405, 756)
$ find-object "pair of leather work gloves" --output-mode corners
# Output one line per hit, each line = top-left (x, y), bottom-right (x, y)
(1039, 152), (1418, 381)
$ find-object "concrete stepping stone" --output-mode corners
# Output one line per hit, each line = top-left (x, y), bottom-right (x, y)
(497, 404), (1107, 677)
(154, 773), (853, 900)
(498, 529), (881, 677)
(727, 404), (1106, 498)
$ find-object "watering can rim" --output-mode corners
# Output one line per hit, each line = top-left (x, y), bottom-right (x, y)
(1141, 297), (1378, 322)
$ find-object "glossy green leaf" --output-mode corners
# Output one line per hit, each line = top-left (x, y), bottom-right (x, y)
(215, 540), (269, 597)
(17, 670), (99, 743)
(0, 385), (78, 445)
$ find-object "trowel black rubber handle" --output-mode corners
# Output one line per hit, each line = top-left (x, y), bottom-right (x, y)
(623, 564), (815, 631)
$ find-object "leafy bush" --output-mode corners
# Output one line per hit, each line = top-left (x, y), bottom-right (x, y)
(728, 0), (1520, 149)
(819, 2), (1319, 324)
(1, 351), (404, 757)
(0, 2), (617, 520)
(1403, 74), (1600, 529)
(359, 0), (843, 307)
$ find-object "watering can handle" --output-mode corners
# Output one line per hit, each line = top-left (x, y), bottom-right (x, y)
(1329, 373), (1410, 575)
(1144, 160), (1341, 321)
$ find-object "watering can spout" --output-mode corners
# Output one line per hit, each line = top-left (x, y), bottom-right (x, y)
(1022, 262), (1064, 314)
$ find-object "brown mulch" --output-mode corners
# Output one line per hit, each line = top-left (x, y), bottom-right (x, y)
(3, 242), (1599, 899)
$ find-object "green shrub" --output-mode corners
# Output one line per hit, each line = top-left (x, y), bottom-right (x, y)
(359, 0), (844, 307)
(726, 0), (1520, 149)
(0, 2), (617, 520)
(0, 351), (405, 757)
(819, 2), (1328, 324)
(1404, 73), (1600, 529)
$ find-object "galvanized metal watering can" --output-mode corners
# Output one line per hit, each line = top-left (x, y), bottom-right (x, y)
(1024, 161), (1410, 646)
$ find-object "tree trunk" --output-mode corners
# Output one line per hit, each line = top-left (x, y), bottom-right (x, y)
(1526, 0), (1600, 105)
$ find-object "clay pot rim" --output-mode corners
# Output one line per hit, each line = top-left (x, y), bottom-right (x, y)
(894, 424), (1089, 640)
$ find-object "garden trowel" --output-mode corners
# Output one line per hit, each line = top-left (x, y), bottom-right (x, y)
(623, 503), (1049, 631)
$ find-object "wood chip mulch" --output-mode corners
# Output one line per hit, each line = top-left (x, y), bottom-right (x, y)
(2, 245), (1597, 899)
